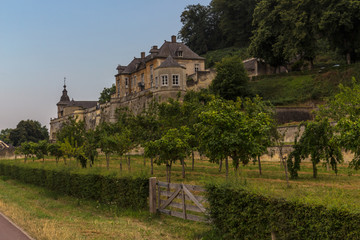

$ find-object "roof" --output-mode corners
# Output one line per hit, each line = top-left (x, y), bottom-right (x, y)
(156, 41), (204, 60)
(156, 55), (185, 69)
(68, 100), (98, 109)
(117, 38), (204, 75)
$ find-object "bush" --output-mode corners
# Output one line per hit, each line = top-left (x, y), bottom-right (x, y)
(206, 183), (360, 240)
(0, 162), (148, 210)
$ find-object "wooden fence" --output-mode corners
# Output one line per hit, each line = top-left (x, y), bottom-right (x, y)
(149, 177), (208, 222)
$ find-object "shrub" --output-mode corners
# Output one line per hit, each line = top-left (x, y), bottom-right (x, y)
(206, 183), (360, 240)
(0, 162), (148, 210)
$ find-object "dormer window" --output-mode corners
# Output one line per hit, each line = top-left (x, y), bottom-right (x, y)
(176, 51), (183, 57)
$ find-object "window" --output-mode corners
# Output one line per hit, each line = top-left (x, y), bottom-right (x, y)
(141, 73), (144, 83)
(172, 74), (179, 86)
(155, 76), (158, 87)
(176, 51), (183, 57)
(161, 75), (168, 86)
(125, 77), (129, 88)
(195, 64), (200, 72)
(134, 76), (137, 91)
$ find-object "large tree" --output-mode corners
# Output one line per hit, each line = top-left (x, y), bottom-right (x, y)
(99, 84), (116, 104)
(179, 4), (223, 54)
(9, 120), (48, 146)
(319, 0), (360, 64)
(210, 55), (251, 101)
(211, 0), (257, 47)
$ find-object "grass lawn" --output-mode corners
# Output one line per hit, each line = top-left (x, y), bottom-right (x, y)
(0, 174), (214, 240)
(3, 154), (360, 214)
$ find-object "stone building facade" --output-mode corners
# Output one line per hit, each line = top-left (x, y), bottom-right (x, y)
(49, 36), (214, 142)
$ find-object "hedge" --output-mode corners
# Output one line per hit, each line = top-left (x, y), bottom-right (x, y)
(0, 162), (148, 210)
(206, 184), (360, 240)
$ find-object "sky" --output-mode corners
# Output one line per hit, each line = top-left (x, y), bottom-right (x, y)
(0, 0), (211, 131)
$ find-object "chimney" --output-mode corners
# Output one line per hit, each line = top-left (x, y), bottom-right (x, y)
(171, 35), (177, 43)
(141, 52), (145, 59)
(152, 45), (158, 50)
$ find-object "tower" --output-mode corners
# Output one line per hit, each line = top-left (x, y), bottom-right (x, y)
(57, 78), (70, 118)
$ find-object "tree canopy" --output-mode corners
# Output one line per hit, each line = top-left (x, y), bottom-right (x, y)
(9, 120), (48, 146)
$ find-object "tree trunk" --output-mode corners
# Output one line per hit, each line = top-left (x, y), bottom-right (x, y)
(143, 154), (146, 166)
(191, 151), (195, 170)
(166, 164), (169, 183)
(106, 153), (109, 170)
(169, 163), (172, 183)
(127, 154), (131, 172)
(181, 158), (185, 179)
(225, 157), (229, 179)
(326, 162), (330, 171)
(312, 161), (317, 178)
(258, 156), (262, 175)
(43, 157), (45, 163)
(279, 146), (290, 187)
(64, 157), (67, 165)
(347, 52), (351, 65)
(151, 157), (154, 175)
(219, 159), (223, 172)
(120, 155), (122, 172)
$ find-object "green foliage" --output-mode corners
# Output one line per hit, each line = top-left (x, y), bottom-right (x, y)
(48, 143), (64, 163)
(210, 55), (251, 100)
(98, 84), (116, 104)
(196, 97), (276, 172)
(9, 120), (48, 146)
(203, 47), (251, 69)
(0, 162), (148, 210)
(179, 4), (222, 54)
(206, 183), (360, 239)
(0, 128), (12, 145)
(320, 79), (360, 170)
(211, 0), (257, 47)
(287, 118), (343, 179)
(319, 0), (360, 64)
(56, 117), (85, 146)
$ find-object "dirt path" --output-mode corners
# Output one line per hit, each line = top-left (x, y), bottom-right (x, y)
(0, 211), (33, 240)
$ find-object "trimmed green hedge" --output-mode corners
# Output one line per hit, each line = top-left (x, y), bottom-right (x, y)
(206, 184), (360, 240)
(0, 163), (148, 209)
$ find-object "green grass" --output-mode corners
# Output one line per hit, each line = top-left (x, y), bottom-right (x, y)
(0, 175), (214, 240)
(3, 154), (360, 214)
(202, 47), (251, 68)
(249, 63), (360, 105)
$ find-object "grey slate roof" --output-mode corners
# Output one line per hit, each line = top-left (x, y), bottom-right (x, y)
(68, 100), (98, 109)
(118, 40), (204, 75)
(157, 55), (185, 69)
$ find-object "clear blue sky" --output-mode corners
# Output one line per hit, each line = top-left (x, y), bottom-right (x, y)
(0, 0), (211, 130)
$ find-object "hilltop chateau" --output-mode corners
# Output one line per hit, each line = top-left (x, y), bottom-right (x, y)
(49, 35), (215, 141)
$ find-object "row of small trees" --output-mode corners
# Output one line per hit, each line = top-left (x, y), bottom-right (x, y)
(15, 79), (360, 183)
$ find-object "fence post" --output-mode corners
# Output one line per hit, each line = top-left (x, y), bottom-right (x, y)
(149, 177), (157, 214)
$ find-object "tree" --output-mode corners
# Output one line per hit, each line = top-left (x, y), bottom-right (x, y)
(83, 129), (98, 167)
(319, 79), (360, 170)
(33, 140), (49, 163)
(99, 84), (116, 104)
(211, 0), (257, 47)
(145, 127), (192, 182)
(97, 122), (118, 170)
(179, 4), (223, 54)
(319, 0), (360, 64)
(16, 141), (33, 162)
(56, 117), (85, 147)
(210, 56), (251, 101)
(287, 118), (343, 179)
(9, 120), (48, 146)
(196, 97), (275, 177)
(48, 143), (64, 164)
(0, 128), (12, 145)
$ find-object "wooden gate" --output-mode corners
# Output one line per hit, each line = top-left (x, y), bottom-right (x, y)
(149, 177), (208, 222)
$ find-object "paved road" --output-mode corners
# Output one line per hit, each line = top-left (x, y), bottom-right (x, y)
(0, 212), (33, 240)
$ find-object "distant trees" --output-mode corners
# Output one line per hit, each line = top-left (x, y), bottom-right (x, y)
(179, 0), (360, 65)
(8, 120), (48, 146)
